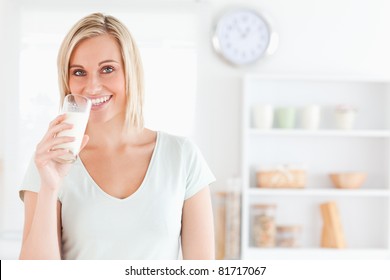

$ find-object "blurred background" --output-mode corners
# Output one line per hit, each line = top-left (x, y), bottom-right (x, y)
(1, 0), (390, 260)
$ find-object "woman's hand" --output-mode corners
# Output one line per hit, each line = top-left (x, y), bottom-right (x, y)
(34, 114), (89, 191)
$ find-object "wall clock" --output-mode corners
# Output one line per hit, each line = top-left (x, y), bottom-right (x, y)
(212, 8), (277, 66)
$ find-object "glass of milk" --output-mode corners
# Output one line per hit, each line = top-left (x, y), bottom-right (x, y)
(53, 94), (91, 163)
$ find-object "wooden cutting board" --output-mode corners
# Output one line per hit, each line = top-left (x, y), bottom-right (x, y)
(320, 201), (346, 248)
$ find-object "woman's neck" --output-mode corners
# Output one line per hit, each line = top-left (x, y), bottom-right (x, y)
(85, 116), (144, 150)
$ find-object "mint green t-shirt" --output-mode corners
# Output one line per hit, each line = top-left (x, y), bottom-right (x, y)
(20, 131), (215, 259)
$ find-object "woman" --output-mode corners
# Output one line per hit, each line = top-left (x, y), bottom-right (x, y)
(19, 13), (215, 260)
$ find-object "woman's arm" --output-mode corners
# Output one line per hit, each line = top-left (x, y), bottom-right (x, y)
(19, 190), (62, 259)
(19, 114), (89, 259)
(181, 186), (215, 260)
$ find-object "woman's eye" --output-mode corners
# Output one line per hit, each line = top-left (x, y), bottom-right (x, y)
(73, 70), (86, 76)
(102, 66), (114, 74)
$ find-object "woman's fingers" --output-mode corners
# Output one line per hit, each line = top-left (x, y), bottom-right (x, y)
(51, 122), (74, 135)
(35, 148), (70, 166)
(48, 114), (66, 129)
(35, 114), (89, 166)
(37, 136), (75, 154)
(41, 114), (71, 142)
(41, 122), (73, 143)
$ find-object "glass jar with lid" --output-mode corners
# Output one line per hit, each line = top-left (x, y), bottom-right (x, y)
(251, 204), (276, 248)
(276, 225), (302, 248)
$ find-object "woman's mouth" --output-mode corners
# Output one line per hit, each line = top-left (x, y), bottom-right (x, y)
(90, 95), (112, 110)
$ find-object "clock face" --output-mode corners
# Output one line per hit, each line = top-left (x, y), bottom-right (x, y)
(213, 9), (272, 66)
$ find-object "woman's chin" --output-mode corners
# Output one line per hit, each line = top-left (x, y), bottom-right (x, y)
(88, 112), (125, 125)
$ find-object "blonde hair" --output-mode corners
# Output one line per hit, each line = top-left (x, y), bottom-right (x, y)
(57, 12), (144, 131)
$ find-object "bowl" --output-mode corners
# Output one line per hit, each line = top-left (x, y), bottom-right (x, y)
(329, 172), (367, 189)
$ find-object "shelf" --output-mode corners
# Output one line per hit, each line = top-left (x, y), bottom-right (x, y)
(241, 74), (390, 259)
(247, 188), (390, 197)
(249, 129), (390, 138)
(243, 248), (390, 260)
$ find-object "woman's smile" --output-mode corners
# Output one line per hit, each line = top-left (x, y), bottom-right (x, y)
(89, 95), (113, 110)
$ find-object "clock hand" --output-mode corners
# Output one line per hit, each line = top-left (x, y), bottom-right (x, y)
(238, 23), (251, 39)
(234, 20), (246, 37)
(242, 25), (252, 38)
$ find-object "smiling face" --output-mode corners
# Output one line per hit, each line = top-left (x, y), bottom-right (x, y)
(68, 34), (126, 124)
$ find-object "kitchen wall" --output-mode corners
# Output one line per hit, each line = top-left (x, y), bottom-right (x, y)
(0, 0), (21, 258)
(0, 0), (20, 233)
(1, 0), (390, 257)
(0, 0), (4, 228)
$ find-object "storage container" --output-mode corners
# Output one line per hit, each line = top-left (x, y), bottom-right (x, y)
(276, 225), (302, 248)
(251, 204), (276, 247)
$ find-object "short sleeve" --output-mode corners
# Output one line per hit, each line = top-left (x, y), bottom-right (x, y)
(19, 156), (41, 201)
(183, 139), (216, 200)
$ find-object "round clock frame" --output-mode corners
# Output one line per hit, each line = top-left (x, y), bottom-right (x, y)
(212, 8), (277, 66)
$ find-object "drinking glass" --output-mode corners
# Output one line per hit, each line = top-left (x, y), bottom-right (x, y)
(52, 94), (91, 163)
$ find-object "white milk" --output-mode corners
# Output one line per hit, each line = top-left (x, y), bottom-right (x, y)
(53, 111), (90, 163)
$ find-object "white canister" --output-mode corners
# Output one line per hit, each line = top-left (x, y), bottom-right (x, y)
(252, 104), (274, 129)
(334, 105), (357, 130)
(301, 105), (321, 130)
(334, 110), (357, 130)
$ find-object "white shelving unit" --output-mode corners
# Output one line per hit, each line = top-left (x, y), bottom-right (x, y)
(241, 74), (390, 259)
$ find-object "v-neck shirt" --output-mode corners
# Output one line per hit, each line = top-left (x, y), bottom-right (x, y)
(20, 131), (216, 259)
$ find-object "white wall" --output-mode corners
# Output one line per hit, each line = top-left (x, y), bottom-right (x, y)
(0, 0), (22, 257)
(1, 0), (390, 237)
(0, 0), (5, 234)
(0, 0), (21, 233)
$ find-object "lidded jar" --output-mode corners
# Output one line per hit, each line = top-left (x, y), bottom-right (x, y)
(276, 225), (302, 248)
(251, 204), (276, 247)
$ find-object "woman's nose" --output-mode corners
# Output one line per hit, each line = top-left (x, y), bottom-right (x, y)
(84, 73), (102, 95)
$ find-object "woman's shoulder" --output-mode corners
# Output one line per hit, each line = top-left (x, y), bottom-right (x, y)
(157, 131), (194, 149)
(157, 131), (203, 161)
